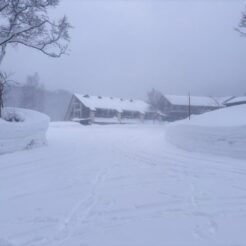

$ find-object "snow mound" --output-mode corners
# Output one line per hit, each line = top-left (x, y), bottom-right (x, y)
(166, 105), (246, 159)
(50, 121), (81, 128)
(0, 108), (49, 155)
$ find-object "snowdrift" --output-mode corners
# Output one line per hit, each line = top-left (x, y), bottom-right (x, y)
(0, 108), (49, 155)
(166, 105), (246, 159)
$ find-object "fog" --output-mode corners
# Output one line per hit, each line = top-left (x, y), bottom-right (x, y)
(2, 0), (246, 99)
(2, 2), (246, 242)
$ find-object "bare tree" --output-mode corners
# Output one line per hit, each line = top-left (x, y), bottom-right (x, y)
(0, 0), (71, 117)
(21, 72), (45, 111)
(147, 88), (166, 112)
(236, 7), (246, 37)
(0, 0), (71, 64)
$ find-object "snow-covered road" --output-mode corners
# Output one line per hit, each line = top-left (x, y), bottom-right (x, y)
(1, 123), (246, 246)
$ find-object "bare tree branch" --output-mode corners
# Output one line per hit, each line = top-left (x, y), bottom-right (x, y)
(0, 20), (49, 46)
(236, 7), (246, 37)
(0, 0), (71, 64)
(0, 3), (9, 12)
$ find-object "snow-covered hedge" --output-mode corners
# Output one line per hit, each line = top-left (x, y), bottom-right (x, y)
(2, 110), (25, 122)
(166, 105), (246, 159)
(0, 108), (49, 155)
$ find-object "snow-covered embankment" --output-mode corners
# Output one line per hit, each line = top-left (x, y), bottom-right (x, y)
(166, 105), (246, 159)
(0, 108), (49, 154)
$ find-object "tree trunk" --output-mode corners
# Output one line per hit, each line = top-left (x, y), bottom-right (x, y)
(0, 44), (6, 118)
(0, 70), (5, 118)
(0, 90), (2, 118)
(0, 44), (6, 65)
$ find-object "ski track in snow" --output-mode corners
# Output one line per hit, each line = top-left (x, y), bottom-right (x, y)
(1, 123), (246, 246)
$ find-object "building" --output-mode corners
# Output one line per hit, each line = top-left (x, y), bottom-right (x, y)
(223, 96), (246, 107)
(161, 95), (222, 121)
(65, 94), (161, 124)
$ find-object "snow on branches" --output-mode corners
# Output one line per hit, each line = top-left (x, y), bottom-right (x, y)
(0, 0), (71, 64)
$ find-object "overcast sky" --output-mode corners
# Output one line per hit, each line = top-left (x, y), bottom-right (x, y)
(2, 0), (246, 99)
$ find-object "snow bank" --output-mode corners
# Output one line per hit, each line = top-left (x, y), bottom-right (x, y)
(166, 105), (246, 159)
(0, 108), (49, 155)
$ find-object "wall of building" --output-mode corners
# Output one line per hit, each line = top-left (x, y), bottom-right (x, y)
(95, 109), (117, 118)
(164, 105), (219, 122)
(65, 96), (90, 120)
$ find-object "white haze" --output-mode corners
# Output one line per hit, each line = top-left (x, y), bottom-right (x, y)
(2, 0), (246, 99)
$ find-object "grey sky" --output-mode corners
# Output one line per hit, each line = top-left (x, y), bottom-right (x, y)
(2, 0), (246, 99)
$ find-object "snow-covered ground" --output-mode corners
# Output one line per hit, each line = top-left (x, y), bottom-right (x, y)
(166, 105), (246, 159)
(72, 117), (160, 125)
(0, 108), (49, 155)
(1, 120), (246, 246)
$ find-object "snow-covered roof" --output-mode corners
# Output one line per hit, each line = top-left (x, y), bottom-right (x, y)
(164, 95), (220, 107)
(74, 94), (150, 114)
(224, 96), (246, 105)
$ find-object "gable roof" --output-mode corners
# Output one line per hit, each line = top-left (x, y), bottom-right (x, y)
(164, 95), (220, 107)
(74, 94), (150, 114)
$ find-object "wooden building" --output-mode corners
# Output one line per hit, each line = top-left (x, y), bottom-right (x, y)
(65, 94), (159, 123)
(161, 95), (221, 121)
(223, 96), (246, 107)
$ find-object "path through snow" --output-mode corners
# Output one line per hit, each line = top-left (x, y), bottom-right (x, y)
(1, 123), (246, 246)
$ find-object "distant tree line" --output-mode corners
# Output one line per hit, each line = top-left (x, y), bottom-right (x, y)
(5, 73), (72, 121)
(21, 73), (45, 112)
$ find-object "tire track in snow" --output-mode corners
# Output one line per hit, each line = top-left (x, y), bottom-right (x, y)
(4, 125), (246, 245)
(189, 183), (218, 240)
(29, 167), (111, 246)
(114, 135), (221, 240)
